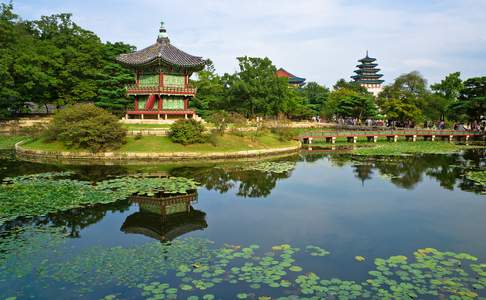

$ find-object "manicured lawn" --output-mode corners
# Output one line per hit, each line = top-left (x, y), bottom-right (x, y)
(22, 134), (299, 153)
(350, 141), (482, 155)
(0, 135), (28, 149)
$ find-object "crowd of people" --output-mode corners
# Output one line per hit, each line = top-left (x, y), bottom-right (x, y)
(329, 117), (486, 132)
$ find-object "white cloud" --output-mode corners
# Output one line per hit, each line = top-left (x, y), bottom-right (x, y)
(12, 0), (486, 86)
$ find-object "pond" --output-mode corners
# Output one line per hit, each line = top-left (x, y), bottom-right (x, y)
(0, 149), (485, 300)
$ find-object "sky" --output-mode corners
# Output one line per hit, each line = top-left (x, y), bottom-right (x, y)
(10, 0), (486, 87)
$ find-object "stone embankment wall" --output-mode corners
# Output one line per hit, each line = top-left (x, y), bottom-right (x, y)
(15, 141), (301, 164)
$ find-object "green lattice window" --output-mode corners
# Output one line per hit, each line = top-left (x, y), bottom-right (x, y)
(166, 203), (188, 214)
(137, 96), (148, 110)
(163, 97), (184, 110)
(139, 74), (159, 87)
(164, 74), (185, 87)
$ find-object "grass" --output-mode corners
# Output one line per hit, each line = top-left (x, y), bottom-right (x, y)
(350, 141), (482, 156)
(22, 133), (299, 153)
(0, 135), (28, 150)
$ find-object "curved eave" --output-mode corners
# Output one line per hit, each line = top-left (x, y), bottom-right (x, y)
(288, 77), (306, 83)
(358, 57), (377, 63)
(354, 69), (381, 74)
(356, 63), (378, 68)
(117, 56), (206, 72)
(354, 79), (385, 84)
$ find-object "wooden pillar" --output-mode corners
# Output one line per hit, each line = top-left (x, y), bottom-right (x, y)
(141, 114), (144, 120)
(160, 72), (164, 87)
(158, 95), (162, 112)
(164, 114), (167, 120)
(135, 95), (139, 111)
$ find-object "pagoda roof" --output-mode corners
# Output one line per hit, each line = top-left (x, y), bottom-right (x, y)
(356, 63), (378, 68)
(354, 68), (381, 74)
(358, 51), (377, 63)
(117, 23), (205, 70)
(353, 79), (385, 84)
(276, 68), (306, 84)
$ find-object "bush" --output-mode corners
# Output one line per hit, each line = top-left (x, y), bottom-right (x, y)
(168, 119), (207, 145)
(271, 127), (295, 142)
(45, 104), (126, 152)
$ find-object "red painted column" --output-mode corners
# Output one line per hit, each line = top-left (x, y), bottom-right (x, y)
(158, 95), (162, 112)
(184, 97), (188, 110)
(185, 75), (189, 88)
(160, 72), (164, 87)
(135, 95), (138, 111)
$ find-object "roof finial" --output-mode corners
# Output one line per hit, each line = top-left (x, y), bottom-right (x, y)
(366, 50), (369, 57)
(158, 20), (168, 41)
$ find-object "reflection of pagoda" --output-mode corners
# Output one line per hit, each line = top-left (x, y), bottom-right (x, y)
(351, 51), (384, 96)
(121, 192), (207, 242)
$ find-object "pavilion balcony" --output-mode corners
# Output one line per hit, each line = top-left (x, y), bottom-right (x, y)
(126, 84), (197, 96)
(125, 103), (195, 115)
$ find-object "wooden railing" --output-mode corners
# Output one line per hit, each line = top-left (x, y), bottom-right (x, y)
(126, 84), (196, 95)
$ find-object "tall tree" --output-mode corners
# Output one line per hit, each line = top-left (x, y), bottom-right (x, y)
(191, 60), (225, 118)
(95, 42), (134, 113)
(301, 81), (329, 116)
(324, 88), (377, 120)
(224, 56), (289, 117)
(378, 71), (428, 123)
(450, 76), (486, 122)
(430, 72), (463, 120)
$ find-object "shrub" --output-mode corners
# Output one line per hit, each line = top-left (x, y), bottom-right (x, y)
(271, 127), (295, 142)
(168, 119), (207, 145)
(45, 104), (126, 152)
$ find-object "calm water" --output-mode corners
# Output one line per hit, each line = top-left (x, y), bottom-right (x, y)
(0, 149), (485, 299)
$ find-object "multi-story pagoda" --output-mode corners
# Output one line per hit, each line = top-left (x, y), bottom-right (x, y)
(276, 68), (306, 88)
(351, 51), (384, 96)
(117, 21), (206, 121)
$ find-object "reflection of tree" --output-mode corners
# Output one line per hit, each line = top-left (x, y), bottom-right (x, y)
(170, 164), (293, 198)
(353, 164), (374, 186)
(326, 150), (485, 194)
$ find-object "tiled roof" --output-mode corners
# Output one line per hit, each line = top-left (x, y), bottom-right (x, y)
(117, 37), (206, 69)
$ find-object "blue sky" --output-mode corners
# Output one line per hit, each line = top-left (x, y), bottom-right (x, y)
(9, 0), (486, 87)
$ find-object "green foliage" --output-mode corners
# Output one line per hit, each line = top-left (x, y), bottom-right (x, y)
(223, 56), (290, 117)
(333, 78), (370, 94)
(378, 71), (428, 122)
(465, 171), (486, 192)
(325, 88), (377, 119)
(352, 142), (478, 156)
(0, 172), (199, 225)
(208, 111), (231, 135)
(450, 76), (486, 122)
(168, 119), (207, 145)
(0, 4), (134, 118)
(45, 104), (126, 152)
(301, 81), (330, 116)
(191, 60), (225, 118)
(271, 127), (295, 142)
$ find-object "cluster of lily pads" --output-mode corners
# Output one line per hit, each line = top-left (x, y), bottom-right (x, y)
(465, 171), (486, 193)
(0, 172), (199, 225)
(0, 226), (484, 300)
(245, 162), (295, 174)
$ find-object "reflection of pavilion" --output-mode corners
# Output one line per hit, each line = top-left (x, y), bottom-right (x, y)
(121, 192), (207, 242)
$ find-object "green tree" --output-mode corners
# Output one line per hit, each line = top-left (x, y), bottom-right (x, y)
(45, 103), (126, 152)
(95, 42), (134, 114)
(325, 88), (377, 120)
(450, 76), (486, 122)
(301, 81), (330, 116)
(378, 71), (428, 123)
(191, 60), (225, 118)
(430, 72), (463, 120)
(224, 56), (289, 117)
(333, 79), (370, 94)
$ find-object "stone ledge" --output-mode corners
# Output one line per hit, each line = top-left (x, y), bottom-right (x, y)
(15, 140), (301, 164)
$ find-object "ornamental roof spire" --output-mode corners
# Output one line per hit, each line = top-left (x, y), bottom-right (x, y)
(157, 20), (169, 42)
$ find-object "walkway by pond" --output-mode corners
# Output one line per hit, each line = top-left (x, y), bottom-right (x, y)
(300, 129), (484, 143)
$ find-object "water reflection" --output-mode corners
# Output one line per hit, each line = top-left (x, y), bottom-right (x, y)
(121, 192), (207, 242)
(171, 165), (293, 198)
